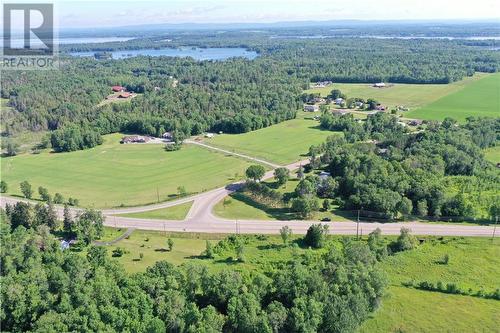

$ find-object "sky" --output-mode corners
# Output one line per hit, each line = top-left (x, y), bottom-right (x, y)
(4, 0), (500, 29)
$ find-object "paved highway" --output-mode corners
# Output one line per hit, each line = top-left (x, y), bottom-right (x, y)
(1, 157), (497, 237)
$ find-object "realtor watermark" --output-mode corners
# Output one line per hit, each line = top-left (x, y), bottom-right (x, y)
(1, 2), (58, 70)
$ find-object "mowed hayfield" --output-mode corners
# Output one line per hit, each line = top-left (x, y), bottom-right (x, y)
(0, 133), (254, 208)
(305, 73), (488, 110)
(406, 72), (500, 121)
(207, 112), (340, 165)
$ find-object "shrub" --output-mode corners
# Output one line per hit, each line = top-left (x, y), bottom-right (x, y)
(165, 143), (181, 151)
(112, 247), (125, 257)
(392, 227), (418, 252)
(53, 193), (64, 204)
(304, 224), (329, 248)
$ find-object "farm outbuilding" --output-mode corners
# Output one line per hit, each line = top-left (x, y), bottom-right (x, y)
(304, 105), (319, 112)
(120, 135), (151, 144)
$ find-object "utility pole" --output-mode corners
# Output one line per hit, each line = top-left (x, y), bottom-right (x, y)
(157, 187), (160, 203)
(356, 209), (360, 240)
(493, 216), (498, 243)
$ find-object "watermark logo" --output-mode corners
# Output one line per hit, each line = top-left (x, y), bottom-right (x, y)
(2, 3), (58, 70)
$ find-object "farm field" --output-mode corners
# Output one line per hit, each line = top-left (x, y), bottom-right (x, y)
(0, 133), (254, 208)
(115, 201), (193, 220)
(206, 112), (340, 165)
(406, 72), (500, 121)
(305, 73), (488, 111)
(99, 227), (500, 332)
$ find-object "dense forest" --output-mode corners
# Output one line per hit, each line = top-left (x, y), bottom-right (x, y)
(1, 31), (499, 152)
(311, 113), (500, 219)
(0, 207), (388, 333)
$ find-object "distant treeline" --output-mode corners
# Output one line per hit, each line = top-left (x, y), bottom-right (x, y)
(1, 33), (499, 152)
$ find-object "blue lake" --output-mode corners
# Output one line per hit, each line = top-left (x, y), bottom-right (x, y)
(70, 47), (259, 60)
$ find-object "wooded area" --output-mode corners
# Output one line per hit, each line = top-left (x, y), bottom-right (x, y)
(2, 35), (499, 152)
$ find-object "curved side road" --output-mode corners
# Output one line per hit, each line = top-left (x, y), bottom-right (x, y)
(1, 158), (497, 237)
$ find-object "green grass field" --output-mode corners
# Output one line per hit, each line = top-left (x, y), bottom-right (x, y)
(99, 227), (500, 332)
(360, 237), (500, 332)
(406, 72), (500, 122)
(214, 190), (352, 222)
(0, 134), (254, 208)
(305, 74), (487, 111)
(213, 176), (355, 222)
(99, 228), (219, 273)
(484, 146), (500, 164)
(359, 286), (500, 333)
(207, 112), (340, 165)
(115, 201), (193, 220)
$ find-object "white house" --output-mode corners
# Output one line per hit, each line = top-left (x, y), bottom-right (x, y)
(304, 105), (319, 112)
(205, 133), (215, 138)
(334, 98), (344, 105)
(373, 82), (386, 88)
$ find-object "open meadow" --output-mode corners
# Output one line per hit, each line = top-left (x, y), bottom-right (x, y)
(305, 73), (488, 111)
(206, 112), (340, 165)
(98, 227), (500, 332)
(406, 72), (500, 121)
(359, 237), (500, 332)
(0, 134), (254, 208)
(213, 177), (353, 222)
(484, 146), (500, 164)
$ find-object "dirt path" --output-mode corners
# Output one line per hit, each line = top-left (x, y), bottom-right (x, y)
(184, 139), (281, 168)
(93, 228), (136, 246)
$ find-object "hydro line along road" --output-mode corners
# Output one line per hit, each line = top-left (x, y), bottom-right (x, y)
(0, 144), (497, 237)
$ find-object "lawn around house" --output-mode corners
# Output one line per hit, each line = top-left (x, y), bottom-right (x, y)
(305, 73), (488, 111)
(115, 201), (193, 220)
(206, 112), (340, 165)
(0, 133), (255, 208)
